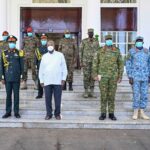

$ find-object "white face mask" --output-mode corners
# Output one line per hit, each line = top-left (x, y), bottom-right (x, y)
(48, 46), (54, 52)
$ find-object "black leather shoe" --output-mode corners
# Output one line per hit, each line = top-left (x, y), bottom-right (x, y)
(45, 115), (52, 120)
(55, 115), (62, 120)
(15, 113), (21, 118)
(99, 113), (106, 120)
(69, 82), (73, 91)
(2, 113), (11, 119)
(109, 113), (117, 121)
(36, 95), (43, 99)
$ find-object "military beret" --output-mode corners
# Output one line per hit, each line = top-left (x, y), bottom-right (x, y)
(7, 35), (17, 42)
(2, 31), (9, 36)
(41, 33), (47, 40)
(64, 29), (70, 34)
(105, 35), (112, 40)
(88, 28), (94, 33)
(135, 36), (144, 42)
(27, 27), (33, 33)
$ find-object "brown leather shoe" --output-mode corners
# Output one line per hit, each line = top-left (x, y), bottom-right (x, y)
(55, 115), (62, 120)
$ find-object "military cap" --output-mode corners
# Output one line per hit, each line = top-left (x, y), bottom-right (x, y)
(41, 33), (47, 40)
(135, 36), (144, 42)
(7, 35), (17, 42)
(2, 31), (9, 36)
(88, 28), (94, 33)
(64, 29), (70, 34)
(105, 35), (112, 40)
(27, 27), (33, 33)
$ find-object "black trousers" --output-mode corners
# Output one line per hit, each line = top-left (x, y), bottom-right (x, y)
(44, 85), (62, 117)
(5, 81), (20, 114)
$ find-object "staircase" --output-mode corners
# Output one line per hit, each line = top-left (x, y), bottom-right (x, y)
(0, 70), (150, 129)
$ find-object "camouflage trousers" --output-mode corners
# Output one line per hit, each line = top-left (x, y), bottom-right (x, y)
(99, 77), (117, 113)
(83, 62), (95, 89)
(66, 59), (74, 82)
(132, 81), (148, 109)
(23, 57), (36, 81)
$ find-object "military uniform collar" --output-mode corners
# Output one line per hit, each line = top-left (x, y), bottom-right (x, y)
(8, 49), (16, 53)
(103, 45), (117, 51)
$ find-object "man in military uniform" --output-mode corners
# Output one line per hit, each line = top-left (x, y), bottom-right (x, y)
(0, 31), (9, 89)
(58, 29), (77, 91)
(80, 28), (99, 98)
(92, 35), (123, 120)
(126, 36), (150, 120)
(35, 34), (48, 99)
(0, 31), (9, 53)
(0, 35), (24, 118)
(21, 27), (39, 89)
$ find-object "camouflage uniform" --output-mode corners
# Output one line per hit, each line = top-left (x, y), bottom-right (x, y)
(22, 36), (39, 88)
(92, 45), (123, 114)
(0, 40), (8, 53)
(58, 38), (77, 83)
(80, 37), (99, 96)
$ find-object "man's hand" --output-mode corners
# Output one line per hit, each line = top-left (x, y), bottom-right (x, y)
(117, 78), (122, 83)
(94, 76), (99, 81)
(40, 83), (44, 87)
(129, 78), (133, 85)
(61, 80), (65, 87)
(1, 80), (5, 85)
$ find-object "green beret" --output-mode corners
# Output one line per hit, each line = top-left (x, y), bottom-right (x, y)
(88, 28), (94, 33)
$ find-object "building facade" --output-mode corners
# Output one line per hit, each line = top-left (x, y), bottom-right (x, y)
(0, 0), (150, 55)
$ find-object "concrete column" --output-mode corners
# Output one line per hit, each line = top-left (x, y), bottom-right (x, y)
(85, 0), (100, 39)
(0, 0), (7, 40)
(138, 0), (150, 48)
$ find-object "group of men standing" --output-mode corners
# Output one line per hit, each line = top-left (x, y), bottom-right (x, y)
(0, 27), (150, 121)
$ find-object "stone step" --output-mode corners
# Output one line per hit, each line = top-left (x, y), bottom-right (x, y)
(0, 111), (150, 129)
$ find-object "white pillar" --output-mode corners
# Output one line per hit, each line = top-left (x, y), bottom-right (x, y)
(0, 0), (7, 40)
(138, 0), (150, 48)
(83, 0), (100, 39)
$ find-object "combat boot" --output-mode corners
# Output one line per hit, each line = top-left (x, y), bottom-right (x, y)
(21, 81), (27, 90)
(99, 113), (106, 120)
(139, 109), (150, 120)
(83, 89), (88, 98)
(88, 88), (97, 98)
(62, 82), (67, 90)
(109, 113), (117, 121)
(132, 109), (139, 120)
(69, 82), (73, 91)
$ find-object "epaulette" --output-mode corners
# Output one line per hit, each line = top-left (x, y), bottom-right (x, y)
(19, 50), (24, 57)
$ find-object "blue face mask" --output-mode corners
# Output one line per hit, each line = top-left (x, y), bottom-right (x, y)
(41, 40), (47, 46)
(106, 40), (113, 46)
(9, 43), (16, 49)
(135, 42), (143, 48)
(27, 32), (33, 37)
(3, 36), (8, 41)
(65, 34), (71, 39)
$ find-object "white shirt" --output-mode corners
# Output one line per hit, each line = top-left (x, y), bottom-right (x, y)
(39, 50), (68, 86)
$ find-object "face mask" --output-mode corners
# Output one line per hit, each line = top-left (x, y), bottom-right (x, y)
(41, 40), (47, 46)
(27, 32), (33, 37)
(135, 42), (143, 48)
(48, 46), (54, 52)
(3, 36), (8, 41)
(65, 34), (71, 39)
(106, 40), (113, 46)
(9, 43), (16, 49)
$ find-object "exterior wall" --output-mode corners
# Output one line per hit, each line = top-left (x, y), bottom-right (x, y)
(0, 0), (150, 48)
